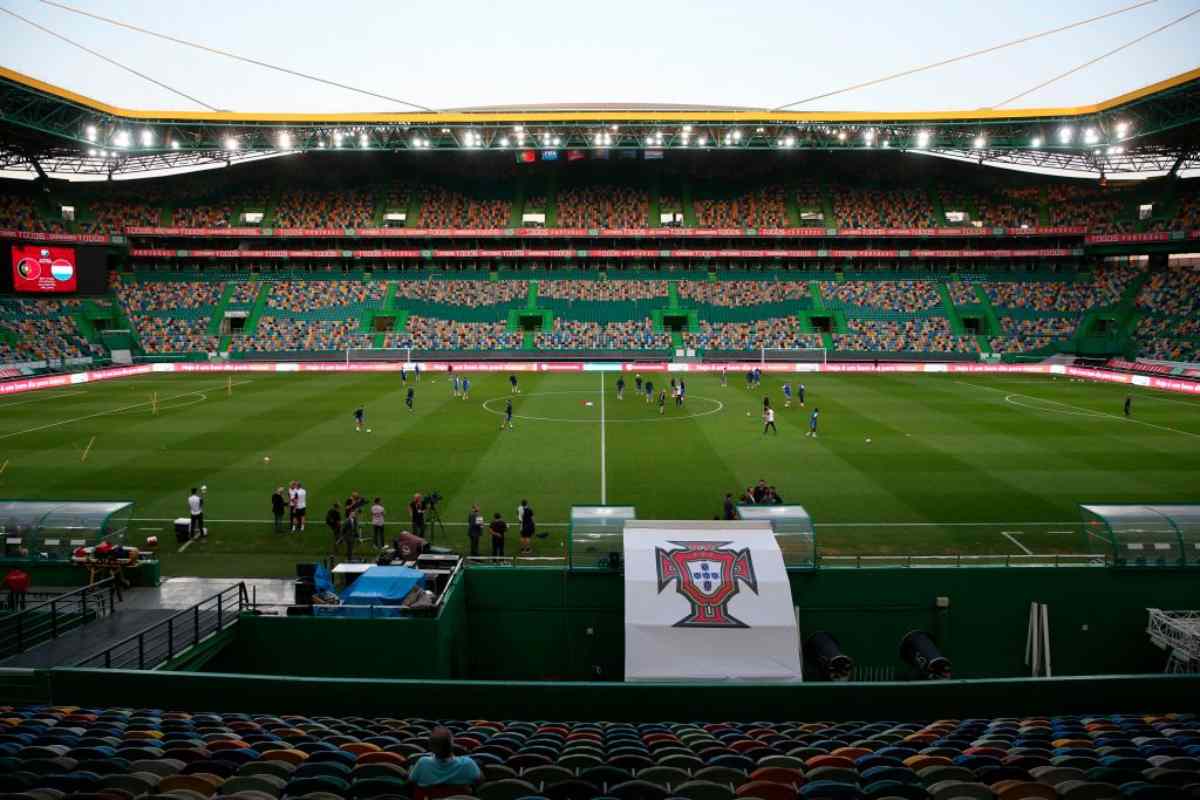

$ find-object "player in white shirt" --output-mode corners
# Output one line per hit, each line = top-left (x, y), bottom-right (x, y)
(187, 488), (205, 539)
(294, 483), (308, 532)
(763, 406), (778, 436)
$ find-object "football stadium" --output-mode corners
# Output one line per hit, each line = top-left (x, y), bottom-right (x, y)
(2, 3), (1200, 798)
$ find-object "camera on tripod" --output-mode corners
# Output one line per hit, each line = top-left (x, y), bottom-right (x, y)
(421, 491), (442, 510)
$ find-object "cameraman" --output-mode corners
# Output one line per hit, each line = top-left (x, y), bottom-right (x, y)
(409, 493), (426, 537)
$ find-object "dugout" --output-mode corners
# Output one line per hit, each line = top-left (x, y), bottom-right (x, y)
(0, 500), (159, 586)
(1081, 504), (1200, 568)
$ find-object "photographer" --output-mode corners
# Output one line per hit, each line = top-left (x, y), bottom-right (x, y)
(489, 513), (507, 558)
(409, 493), (426, 537)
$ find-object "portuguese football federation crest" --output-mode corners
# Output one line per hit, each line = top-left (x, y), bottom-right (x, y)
(655, 541), (759, 628)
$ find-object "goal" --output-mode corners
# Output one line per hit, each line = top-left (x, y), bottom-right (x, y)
(345, 347), (413, 365)
(761, 347), (826, 365)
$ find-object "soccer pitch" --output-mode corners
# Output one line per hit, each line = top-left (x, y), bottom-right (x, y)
(2, 370), (1198, 578)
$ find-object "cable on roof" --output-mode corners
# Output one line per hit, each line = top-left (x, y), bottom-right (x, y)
(772, 0), (1158, 111)
(0, 5), (220, 111)
(37, 0), (436, 113)
(991, 6), (1200, 108)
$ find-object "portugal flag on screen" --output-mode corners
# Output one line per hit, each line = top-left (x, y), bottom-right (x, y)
(11, 244), (77, 293)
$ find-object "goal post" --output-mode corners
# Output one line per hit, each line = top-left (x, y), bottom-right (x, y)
(345, 347), (413, 365)
(761, 347), (827, 365)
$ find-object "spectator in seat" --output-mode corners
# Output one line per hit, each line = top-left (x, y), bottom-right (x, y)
(409, 726), (481, 800)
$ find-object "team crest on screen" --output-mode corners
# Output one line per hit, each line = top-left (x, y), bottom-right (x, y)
(655, 541), (758, 628)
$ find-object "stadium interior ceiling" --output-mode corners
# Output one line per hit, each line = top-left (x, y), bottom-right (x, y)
(1, 65), (1199, 180)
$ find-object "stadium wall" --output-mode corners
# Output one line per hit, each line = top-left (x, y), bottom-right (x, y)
(181, 566), (1198, 682)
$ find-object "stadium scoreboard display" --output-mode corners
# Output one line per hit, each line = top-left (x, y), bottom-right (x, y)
(3, 241), (107, 295)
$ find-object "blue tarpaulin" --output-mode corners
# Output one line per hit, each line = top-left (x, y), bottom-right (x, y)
(339, 565), (425, 606)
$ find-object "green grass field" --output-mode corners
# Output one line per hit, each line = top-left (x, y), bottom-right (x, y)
(1, 370), (1198, 577)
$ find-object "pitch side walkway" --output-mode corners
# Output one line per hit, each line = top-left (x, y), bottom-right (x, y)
(1, 577), (294, 668)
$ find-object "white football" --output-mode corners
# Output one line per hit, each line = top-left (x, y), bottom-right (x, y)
(367, 429), (372, 433)
(201, 485), (207, 493)
(865, 438), (872, 443)
(263, 456), (270, 463)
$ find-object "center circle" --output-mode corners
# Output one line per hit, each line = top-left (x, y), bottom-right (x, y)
(481, 391), (724, 423)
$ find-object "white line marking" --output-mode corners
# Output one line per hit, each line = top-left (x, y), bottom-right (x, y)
(0, 380), (253, 441)
(599, 373), (607, 504)
(955, 380), (1200, 440)
(0, 389), (88, 410)
(1002, 531), (1034, 555)
(480, 391), (723, 423)
(1048, 530), (1074, 535)
(178, 537), (195, 553)
(131, 517), (571, 527)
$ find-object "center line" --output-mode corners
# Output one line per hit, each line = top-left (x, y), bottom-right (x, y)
(599, 372), (607, 504)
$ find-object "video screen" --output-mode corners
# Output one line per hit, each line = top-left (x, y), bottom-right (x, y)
(11, 244), (78, 293)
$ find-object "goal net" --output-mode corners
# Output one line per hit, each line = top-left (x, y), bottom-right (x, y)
(761, 347), (826, 365)
(345, 347), (413, 364)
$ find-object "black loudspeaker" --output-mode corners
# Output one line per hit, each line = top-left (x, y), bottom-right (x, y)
(900, 630), (952, 680)
(804, 631), (855, 682)
(293, 580), (315, 605)
(296, 562), (317, 580)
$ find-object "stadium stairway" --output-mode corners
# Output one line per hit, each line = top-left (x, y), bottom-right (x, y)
(509, 176), (526, 227)
(206, 284), (238, 338)
(930, 187), (946, 226)
(819, 184), (836, 226)
(545, 172), (559, 228)
(935, 283), (967, 335)
(785, 185), (802, 227)
(973, 284), (1005, 338)
(808, 281), (837, 351)
(241, 283), (273, 336)
(681, 179), (697, 227)
(648, 177), (661, 227)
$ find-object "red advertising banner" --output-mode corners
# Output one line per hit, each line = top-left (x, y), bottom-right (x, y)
(11, 244), (78, 292)
(0, 229), (110, 244)
(1085, 232), (1172, 245)
(120, 225), (1100, 240)
(130, 247), (1078, 260)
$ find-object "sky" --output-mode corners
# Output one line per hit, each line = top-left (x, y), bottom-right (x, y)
(1, 0), (1197, 114)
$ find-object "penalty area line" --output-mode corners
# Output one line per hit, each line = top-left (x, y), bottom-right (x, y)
(1001, 530), (1034, 556)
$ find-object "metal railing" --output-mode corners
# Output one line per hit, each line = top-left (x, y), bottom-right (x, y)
(0, 579), (116, 660)
(76, 582), (248, 670)
(818, 553), (1110, 569)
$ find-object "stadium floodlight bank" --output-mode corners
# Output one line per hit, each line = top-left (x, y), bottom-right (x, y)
(761, 347), (826, 365)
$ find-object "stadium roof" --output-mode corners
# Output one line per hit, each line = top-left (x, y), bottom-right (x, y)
(2, 65), (1198, 178)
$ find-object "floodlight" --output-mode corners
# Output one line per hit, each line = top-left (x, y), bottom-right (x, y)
(610, 124), (619, 131)
(140, 129), (154, 147)
(837, 131), (846, 142)
(225, 136), (239, 151)
(85, 125), (97, 141)
(863, 129), (874, 142)
(916, 130), (930, 148)
(513, 125), (524, 132)
(1116, 121), (1130, 137)
(113, 130), (130, 148)
(784, 135), (796, 147)
(1084, 128), (1099, 145)
(359, 133), (369, 147)
(882, 139), (890, 148)
(87, 148), (96, 156)
(170, 140), (179, 150)
(1059, 126), (1073, 144)
(755, 126), (764, 133)
(441, 127), (450, 133)
(1031, 136), (1043, 148)
(682, 124), (692, 133)
(552, 136), (561, 146)
(973, 135), (986, 149)
(102, 150), (110, 158)
(499, 137), (510, 147)
(733, 129), (742, 141)
(278, 131), (292, 149)
(698, 136), (707, 146)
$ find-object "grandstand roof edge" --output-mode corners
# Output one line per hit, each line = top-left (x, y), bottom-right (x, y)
(3, 65), (1199, 124)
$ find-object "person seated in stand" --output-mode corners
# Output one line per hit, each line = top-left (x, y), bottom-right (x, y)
(409, 726), (481, 800)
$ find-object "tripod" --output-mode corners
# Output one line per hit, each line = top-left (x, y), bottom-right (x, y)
(425, 502), (446, 544)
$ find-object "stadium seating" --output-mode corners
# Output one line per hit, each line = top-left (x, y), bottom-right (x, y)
(946, 282), (981, 306)
(694, 185), (789, 228)
(392, 280), (527, 308)
(173, 201), (234, 228)
(557, 186), (649, 228)
(79, 199), (161, 233)
(236, 318), (372, 352)
(416, 186), (509, 228)
(0, 706), (1196, 800)
(265, 281), (386, 313)
(539, 281), (667, 302)
(1045, 185), (1130, 232)
(385, 317), (520, 351)
(0, 195), (65, 232)
(831, 186), (936, 228)
(835, 319), (976, 352)
(0, 299), (103, 363)
(274, 189), (374, 228)
(683, 318), (822, 351)
(1133, 264), (1200, 361)
(678, 282), (811, 307)
(820, 282), (941, 312)
(115, 279), (226, 354)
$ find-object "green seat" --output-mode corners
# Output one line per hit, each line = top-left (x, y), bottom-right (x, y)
(237, 762), (295, 781)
